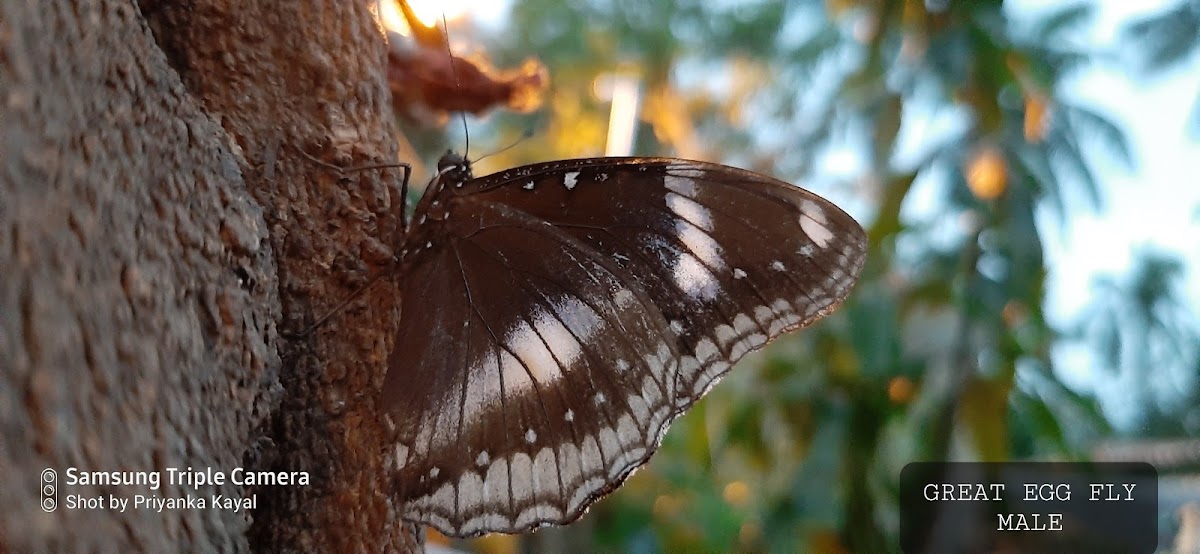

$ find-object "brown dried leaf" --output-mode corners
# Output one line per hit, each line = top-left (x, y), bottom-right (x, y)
(387, 31), (548, 122)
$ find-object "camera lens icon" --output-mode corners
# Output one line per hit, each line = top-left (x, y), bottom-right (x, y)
(40, 469), (57, 512)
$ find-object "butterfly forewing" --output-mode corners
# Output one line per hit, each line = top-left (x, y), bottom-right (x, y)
(384, 157), (866, 537)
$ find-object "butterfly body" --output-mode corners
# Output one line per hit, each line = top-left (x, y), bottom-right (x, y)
(385, 154), (866, 537)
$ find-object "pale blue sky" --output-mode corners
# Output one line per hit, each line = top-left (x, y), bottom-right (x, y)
(1009, 0), (1200, 426)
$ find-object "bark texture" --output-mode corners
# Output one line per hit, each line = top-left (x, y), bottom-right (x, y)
(1, 0), (418, 550)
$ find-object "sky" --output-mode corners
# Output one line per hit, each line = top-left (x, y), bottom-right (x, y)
(1027, 0), (1200, 312)
(1008, 0), (1200, 426)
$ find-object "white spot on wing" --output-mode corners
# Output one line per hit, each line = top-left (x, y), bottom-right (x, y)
(394, 443), (410, 468)
(716, 324), (737, 347)
(532, 447), (559, 504)
(733, 313), (757, 334)
(694, 338), (719, 363)
(666, 165), (706, 181)
(731, 332), (767, 359)
(526, 428), (538, 444)
(598, 428), (621, 475)
(754, 305), (774, 327)
(507, 312), (568, 386)
(484, 458), (509, 512)
(546, 295), (603, 347)
(476, 451), (490, 467)
(676, 221), (726, 270)
(626, 391), (651, 423)
(642, 375), (663, 407)
(664, 173), (699, 197)
(429, 467), (440, 478)
(458, 471), (484, 514)
(770, 260), (786, 271)
(510, 453), (534, 512)
(530, 305), (583, 370)
(580, 435), (603, 476)
(411, 418), (434, 459)
(429, 483), (454, 519)
(771, 298), (793, 314)
(799, 200), (834, 247)
(564, 171), (580, 190)
(733, 268), (747, 279)
(665, 193), (726, 297)
(666, 192), (713, 231)
(499, 349), (534, 395)
(558, 442), (581, 490)
(678, 355), (700, 380)
(617, 415), (640, 448)
(672, 252), (720, 300)
(462, 349), (503, 435)
(524, 180), (535, 190)
(564, 409), (575, 422)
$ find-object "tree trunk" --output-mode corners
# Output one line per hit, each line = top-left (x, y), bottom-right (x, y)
(1, 0), (420, 550)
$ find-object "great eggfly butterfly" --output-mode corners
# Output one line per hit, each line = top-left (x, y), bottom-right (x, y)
(380, 150), (866, 537)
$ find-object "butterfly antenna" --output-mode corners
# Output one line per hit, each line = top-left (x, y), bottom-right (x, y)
(442, 14), (470, 160)
(470, 128), (534, 165)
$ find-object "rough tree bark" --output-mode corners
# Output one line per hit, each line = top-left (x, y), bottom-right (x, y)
(1, 0), (420, 550)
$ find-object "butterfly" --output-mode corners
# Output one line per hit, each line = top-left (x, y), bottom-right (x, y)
(382, 151), (866, 537)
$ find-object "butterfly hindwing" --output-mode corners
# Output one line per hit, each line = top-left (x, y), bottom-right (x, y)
(384, 157), (866, 537)
(389, 200), (684, 534)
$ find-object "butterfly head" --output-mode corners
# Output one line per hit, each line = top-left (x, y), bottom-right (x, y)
(436, 150), (473, 187)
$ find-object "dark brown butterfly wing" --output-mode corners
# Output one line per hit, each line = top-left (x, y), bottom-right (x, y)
(384, 158), (866, 536)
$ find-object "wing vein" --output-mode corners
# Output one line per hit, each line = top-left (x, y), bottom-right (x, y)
(450, 239), (517, 522)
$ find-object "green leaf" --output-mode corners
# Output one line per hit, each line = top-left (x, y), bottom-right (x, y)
(1060, 103), (1135, 171)
(1029, 3), (1093, 40)
(1124, 0), (1200, 73)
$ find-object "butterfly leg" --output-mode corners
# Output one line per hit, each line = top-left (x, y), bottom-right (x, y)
(281, 147), (412, 339)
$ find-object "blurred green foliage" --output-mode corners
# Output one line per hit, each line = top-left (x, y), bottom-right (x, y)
(403, 0), (1200, 551)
